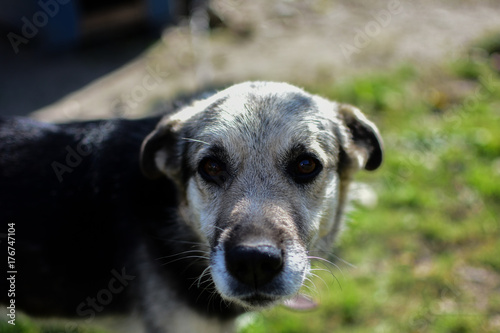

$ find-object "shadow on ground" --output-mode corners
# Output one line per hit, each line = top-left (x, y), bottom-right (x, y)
(0, 30), (157, 117)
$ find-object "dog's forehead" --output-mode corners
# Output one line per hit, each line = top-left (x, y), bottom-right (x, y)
(184, 82), (342, 165)
(212, 84), (331, 132)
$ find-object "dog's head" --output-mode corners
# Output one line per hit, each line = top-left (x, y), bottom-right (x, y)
(140, 82), (382, 309)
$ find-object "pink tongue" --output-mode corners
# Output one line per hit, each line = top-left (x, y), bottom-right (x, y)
(283, 294), (318, 311)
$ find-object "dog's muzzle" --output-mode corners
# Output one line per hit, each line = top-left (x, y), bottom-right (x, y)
(210, 236), (308, 309)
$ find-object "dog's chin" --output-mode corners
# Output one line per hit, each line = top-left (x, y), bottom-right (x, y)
(229, 293), (281, 310)
(231, 293), (319, 311)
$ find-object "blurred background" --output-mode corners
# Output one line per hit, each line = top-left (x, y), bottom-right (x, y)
(1, 0), (499, 332)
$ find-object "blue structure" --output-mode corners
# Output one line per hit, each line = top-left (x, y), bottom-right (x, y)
(1, 0), (172, 52)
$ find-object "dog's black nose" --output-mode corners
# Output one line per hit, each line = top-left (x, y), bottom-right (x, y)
(226, 244), (283, 288)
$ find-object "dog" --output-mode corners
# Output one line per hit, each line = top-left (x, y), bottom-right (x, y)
(0, 81), (382, 333)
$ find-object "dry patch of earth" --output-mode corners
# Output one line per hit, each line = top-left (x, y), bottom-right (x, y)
(33, 0), (500, 121)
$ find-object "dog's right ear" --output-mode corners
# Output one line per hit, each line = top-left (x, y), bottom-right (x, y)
(140, 118), (182, 180)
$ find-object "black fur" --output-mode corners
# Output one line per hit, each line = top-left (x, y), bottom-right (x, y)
(0, 112), (242, 321)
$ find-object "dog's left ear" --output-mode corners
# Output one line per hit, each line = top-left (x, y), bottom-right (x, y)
(338, 104), (383, 171)
(140, 118), (182, 180)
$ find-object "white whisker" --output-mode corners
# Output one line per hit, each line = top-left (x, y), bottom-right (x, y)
(156, 249), (209, 261)
(182, 137), (210, 145)
(160, 255), (210, 266)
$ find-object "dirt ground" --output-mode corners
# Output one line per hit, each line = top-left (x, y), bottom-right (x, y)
(23, 0), (500, 121)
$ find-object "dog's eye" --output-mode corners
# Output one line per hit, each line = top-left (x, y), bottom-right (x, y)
(199, 157), (227, 185)
(289, 155), (322, 183)
(297, 158), (316, 174)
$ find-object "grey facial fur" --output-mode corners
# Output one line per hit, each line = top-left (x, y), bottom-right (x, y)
(140, 81), (382, 309)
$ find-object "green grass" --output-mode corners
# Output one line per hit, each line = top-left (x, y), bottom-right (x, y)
(4, 39), (500, 333)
